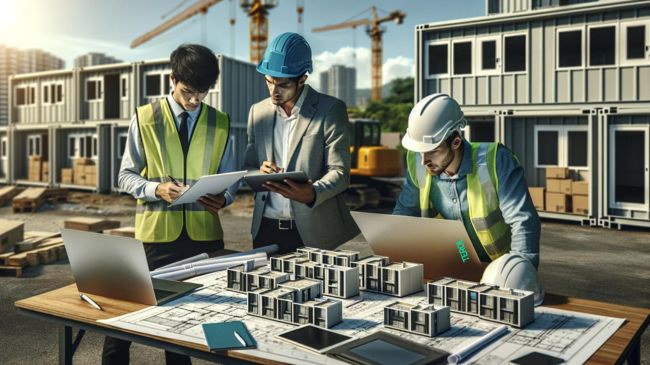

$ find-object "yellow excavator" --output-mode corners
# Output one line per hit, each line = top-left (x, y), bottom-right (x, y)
(347, 118), (403, 209)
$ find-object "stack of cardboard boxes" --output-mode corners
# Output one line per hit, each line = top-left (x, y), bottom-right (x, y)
(41, 161), (49, 183)
(60, 168), (73, 184)
(528, 167), (589, 215)
(28, 156), (42, 182)
(72, 158), (97, 187)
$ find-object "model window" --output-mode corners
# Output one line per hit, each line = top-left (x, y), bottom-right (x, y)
(481, 40), (497, 70)
(504, 35), (526, 72)
(43, 85), (49, 103)
(537, 131), (559, 165)
(453, 41), (472, 75)
(87, 80), (101, 101)
(428, 44), (448, 75)
(626, 25), (646, 60)
(559, 30), (582, 67)
(568, 131), (588, 167)
(145, 74), (161, 97)
(589, 26), (615, 66)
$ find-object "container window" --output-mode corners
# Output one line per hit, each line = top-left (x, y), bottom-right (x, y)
(559, 30), (582, 67)
(87, 80), (101, 101)
(85, 136), (93, 158)
(43, 85), (49, 103)
(469, 121), (495, 142)
(56, 84), (63, 103)
(626, 25), (646, 60)
(16, 88), (26, 106)
(481, 40), (497, 70)
(589, 26), (615, 66)
(164, 73), (171, 93)
(145, 74), (161, 97)
(453, 42), (472, 75)
(118, 135), (127, 158)
(504, 35), (526, 72)
(121, 77), (127, 98)
(68, 137), (76, 158)
(92, 136), (98, 157)
(428, 44), (448, 75)
(537, 130), (559, 165)
(568, 131), (588, 167)
(1, 139), (6, 157)
(30, 87), (35, 104)
(487, 0), (500, 14)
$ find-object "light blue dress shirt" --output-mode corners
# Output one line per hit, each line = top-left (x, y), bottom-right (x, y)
(393, 140), (540, 268)
(118, 94), (238, 205)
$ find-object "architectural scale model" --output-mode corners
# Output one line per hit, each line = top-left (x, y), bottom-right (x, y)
(353, 255), (424, 297)
(293, 260), (359, 298)
(384, 301), (451, 336)
(226, 264), (290, 293)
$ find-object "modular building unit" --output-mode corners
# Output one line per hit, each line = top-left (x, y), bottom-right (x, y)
(52, 123), (112, 192)
(11, 125), (53, 186)
(9, 69), (76, 125)
(416, 0), (650, 228)
(0, 127), (9, 182)
(79, 62), (135, 121)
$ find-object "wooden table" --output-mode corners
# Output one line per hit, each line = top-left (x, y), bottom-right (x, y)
(15, 287), (649, 365)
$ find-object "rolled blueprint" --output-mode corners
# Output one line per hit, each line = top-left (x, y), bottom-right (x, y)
(218, 244), (279, 258)
(150, 252), (267, 276)
(157, 253), (209, 270)
(447, 325), (509, 364)
(151, 258), (267, 281)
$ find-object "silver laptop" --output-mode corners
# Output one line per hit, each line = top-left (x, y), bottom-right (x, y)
(61, 229), (202, 306)
(351, 212), (486, 281)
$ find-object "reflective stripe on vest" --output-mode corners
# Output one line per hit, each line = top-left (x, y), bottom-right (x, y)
(135, 98), (229, 242)
(406, 143), (511, 261)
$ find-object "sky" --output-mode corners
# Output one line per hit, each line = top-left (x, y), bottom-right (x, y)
(0, 0), (485, 90)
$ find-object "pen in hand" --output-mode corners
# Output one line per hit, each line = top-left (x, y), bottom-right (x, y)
(79, 293), (103, 311)
(167, 175), (182, 186)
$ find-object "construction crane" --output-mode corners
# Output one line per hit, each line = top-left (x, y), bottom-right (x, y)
(313, 7), (405, 101)
(296, 0), (304, 34)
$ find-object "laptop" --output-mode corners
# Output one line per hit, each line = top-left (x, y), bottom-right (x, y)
(351, 212), (486, 281)
(60, 229), (202, 306)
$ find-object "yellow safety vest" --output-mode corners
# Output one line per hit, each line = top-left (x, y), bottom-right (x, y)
(135, 98), (230, 243)
(406, 143), (511, 261)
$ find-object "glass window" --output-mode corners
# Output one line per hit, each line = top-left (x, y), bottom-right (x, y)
(428, 44), (448, 75)
(538, 130), (559, 165)
(16, 88), (26, 106)
(505, 35), (526, 72)
(487, 0), (500, 14)
(469, 122), (495, 142)
(87, 80), (99, 100)
(145, 74), (161, 97)
(85, 136), (93, 158)
(118, 135), (127, 158)
(626, 25), (646, 60)
(568, 131), (588, 167)
(43, 85), (49, 103)
(30, 87), (35, 104)
(590, 26), (615, 66)
(1, 140), (6, 157)
(481, 40), (497, 70)
(453, 42), (472, 75)
(121, 77), (127, 98)
(164, 74), (171, 94)
(35, 137), (40, 156)
(92, 137), (98, 157)
(559, 30), (582, 67)
(68, 137), (75, 158)
(28, 138), (33, 156)
(56, 84), (63, 103)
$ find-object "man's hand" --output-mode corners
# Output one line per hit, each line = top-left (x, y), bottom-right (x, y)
(198, 192), (227, 215)
(155, 182), (185, 203)
(265, 179), (315, 205)
(260, 161), (283, 174)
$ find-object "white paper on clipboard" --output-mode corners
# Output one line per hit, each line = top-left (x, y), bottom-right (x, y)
(169, 170), (247, 206)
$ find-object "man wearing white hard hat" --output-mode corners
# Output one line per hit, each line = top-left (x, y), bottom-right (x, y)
(394, 93), (540, 269)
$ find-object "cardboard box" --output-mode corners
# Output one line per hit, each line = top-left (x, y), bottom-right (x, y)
(84, 164), (97, 174)
(61, 168), (73, 184)
(74, 158), (92, 166)
(546, 192), (572, 213)
(546, 167), (569, 179)
(528, 187), (545, 211)
(547, 178), (571, 194)
(572, 181), (589, 196)
(572, 195), (589, 215)
(85, 173), (96, 186)
(0, 219), (24, 253)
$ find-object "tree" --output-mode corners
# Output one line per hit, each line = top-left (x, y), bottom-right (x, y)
(384, 77), (414, 104)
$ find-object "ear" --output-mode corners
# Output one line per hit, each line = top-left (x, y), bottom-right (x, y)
(451, 136), (463, 150)
(298, 75), (308, 87)
(170, 74), (176, 85)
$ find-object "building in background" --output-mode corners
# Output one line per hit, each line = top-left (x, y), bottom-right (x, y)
(318, 65), (356, 107)
(74, 52), (122, 68)
(0, 45), (65, 125)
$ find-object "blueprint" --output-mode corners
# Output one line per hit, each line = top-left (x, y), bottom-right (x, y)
(100, 270), (624, 365)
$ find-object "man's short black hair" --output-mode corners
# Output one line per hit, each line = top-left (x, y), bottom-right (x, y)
(170, 44), (219, 92)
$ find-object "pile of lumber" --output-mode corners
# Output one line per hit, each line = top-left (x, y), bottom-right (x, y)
(103, 226), (135, 238)
(11, 188), (47, 213)
(64, 217), (120, 232)
(0, 231), (65, 277)
(0, 186), (21, 206)
(43, 188), (68, 204)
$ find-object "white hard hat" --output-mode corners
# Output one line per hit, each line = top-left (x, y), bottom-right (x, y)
(481, 253), (545, 306)
(401, 93), (467, 153)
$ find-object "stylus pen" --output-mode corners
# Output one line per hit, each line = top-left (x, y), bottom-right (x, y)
(167, 175), (182, 186)
(79, 293), (103, 311)
(233, 331), (247, 347)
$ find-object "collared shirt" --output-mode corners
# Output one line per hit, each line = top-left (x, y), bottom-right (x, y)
(263, 85), (310, 220)
(393, 139), (540, 268)
(118, 93), (238, 204)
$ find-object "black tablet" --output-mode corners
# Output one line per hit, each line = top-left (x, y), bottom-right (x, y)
(243, 171), (309, 192)
(276, 324), (354, 354)
(326, 331), (448, 365)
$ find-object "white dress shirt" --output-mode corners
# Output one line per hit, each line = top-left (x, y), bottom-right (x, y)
(263, 85), (309, 220)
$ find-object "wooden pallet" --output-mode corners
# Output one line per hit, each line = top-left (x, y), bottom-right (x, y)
(64, 217), (120, 232)
(12, 188), (47, 213)
(103, 226), (135, 238)
(44, 188), (68, 203)
(0, 265), (22, 277)
(0, 186), (20, 207)
(0, 233), (66, 277)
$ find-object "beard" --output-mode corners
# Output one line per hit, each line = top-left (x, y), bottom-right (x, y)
(426, 149), (455, 176)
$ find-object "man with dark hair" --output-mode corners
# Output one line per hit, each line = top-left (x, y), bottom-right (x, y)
(111, 43), (238, 364)
(394, 93), (540, 269)
(244, 32), (359, 253)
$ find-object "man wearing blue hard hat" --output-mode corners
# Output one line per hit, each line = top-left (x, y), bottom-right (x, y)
(244, 32), (359, 253)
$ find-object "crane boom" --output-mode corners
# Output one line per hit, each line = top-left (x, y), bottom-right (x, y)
(312, 18), (370, 33)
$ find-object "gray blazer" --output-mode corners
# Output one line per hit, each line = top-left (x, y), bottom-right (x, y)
(244, 86), (360, 249)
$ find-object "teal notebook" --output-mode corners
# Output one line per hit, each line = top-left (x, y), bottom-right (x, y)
(202, 321), (257, 351)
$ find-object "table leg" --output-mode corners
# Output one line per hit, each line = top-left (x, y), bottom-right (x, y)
(59, 326), (72, 365)
(627, 338), (640, 365)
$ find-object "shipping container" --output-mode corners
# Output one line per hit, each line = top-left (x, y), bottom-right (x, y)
(0, 126), (9, 183)
(110, 122), (130, 192)
(79, 62), (135, 121)
(11, 125), (52, 186)
(9, 69), (76, 125)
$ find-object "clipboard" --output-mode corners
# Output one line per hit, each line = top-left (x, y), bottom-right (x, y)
(243, 171), (309, 192)
(169, 170), (247, 206)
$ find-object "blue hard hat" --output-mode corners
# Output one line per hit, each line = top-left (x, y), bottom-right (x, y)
(257, 32), (313, 78)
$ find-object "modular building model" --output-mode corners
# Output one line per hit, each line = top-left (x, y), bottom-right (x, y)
(353, 255), (424, 297)
(293, 260), (359, 299)
(226, 264), (290, 293)
(427, 277), (535, 328)
(384, 301), (451, 337)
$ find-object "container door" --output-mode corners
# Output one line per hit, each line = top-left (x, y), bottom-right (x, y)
(27, 134), (42, 158)
(608, 125), (650, 212)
